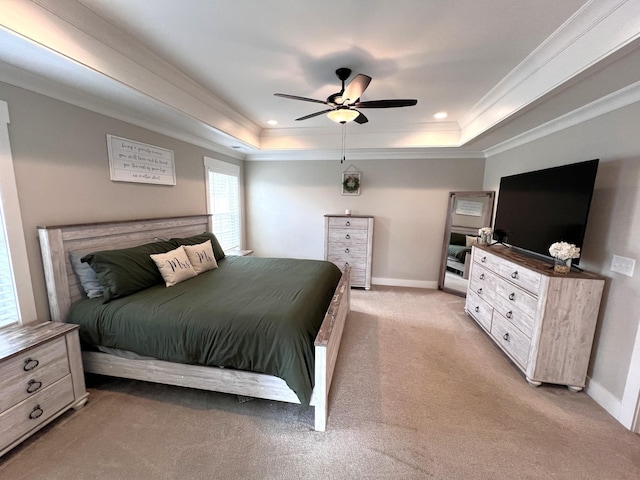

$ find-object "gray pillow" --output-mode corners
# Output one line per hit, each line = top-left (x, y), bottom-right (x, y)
(69, 251), (103, 299)
(82, 240), (177, 302)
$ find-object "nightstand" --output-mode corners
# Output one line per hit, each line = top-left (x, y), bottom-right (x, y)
(0, 322), (88, 457)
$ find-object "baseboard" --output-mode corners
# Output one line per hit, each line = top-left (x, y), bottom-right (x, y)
(585, 376), (624, 424)
(372, 277), (438, 289)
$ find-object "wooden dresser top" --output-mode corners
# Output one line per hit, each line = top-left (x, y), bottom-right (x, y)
(476, 244), (605, 280)
(0, 322), (78, 362)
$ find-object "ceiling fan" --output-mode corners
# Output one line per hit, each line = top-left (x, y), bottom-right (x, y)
(274, 67), (418, 124)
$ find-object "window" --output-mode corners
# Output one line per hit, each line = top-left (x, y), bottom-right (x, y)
(0, 215), (19, 327)
(0, 100), (37, 327)
(204, 157), (242, 253)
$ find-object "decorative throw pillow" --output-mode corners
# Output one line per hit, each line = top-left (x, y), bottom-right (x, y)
(171, 232), (226, 261)
(150, 246), (198, 286)
(82, 240), (176, 302)
(69, 251), (103, 299)
(183, 240), (218, 274)
(466, 235), (480, 247)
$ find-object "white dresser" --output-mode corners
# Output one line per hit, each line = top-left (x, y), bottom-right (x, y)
(0, 322), (88, 456)
(324, 215), (374, 289)
(465, 244), (604, 391)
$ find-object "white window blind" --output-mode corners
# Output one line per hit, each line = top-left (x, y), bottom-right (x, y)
(204, 158), (241, 253)
(0, 212), (19, 327)
(0, 100), (35, 328)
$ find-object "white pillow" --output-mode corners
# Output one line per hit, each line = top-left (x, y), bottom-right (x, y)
(466, 235), (480, 247)
(183, 240), (218, 274)
(150, 246), (197, 286)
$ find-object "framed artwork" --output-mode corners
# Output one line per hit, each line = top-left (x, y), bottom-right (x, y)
(107, 134), (176, 185)
(342, 172), (361, 196)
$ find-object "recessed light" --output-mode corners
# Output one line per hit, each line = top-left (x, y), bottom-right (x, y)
(434, 112), (448, 119)
(267, 119), (278, 125)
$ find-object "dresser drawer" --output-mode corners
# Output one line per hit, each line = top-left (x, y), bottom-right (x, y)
(465, 290), (493, 332)
(327, 260), (365, 286)
(473, 248), (500, 272)
(497, 259), (541, 295)
(468, 264), (496, 304)
(327, 242), (367, 258)
(493, 295), (534, 338)
(327, 217), (369, 230)
(328, 229), (369, 245)
(491, 314), (531, 368)
(327, 256), (366, 274)
(0, 375), (75, 452)
(495, 278), (538, 319)
(0, 337), (69, 413)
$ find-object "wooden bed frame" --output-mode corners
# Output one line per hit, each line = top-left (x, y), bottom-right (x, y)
(38, 215), (350, 431)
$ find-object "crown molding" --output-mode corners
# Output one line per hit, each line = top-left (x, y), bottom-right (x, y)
(460, 0), (640, 143)
(484, 80), (640, 157)
(246, 147), (485, 162)
(2, 0), (638, 161)
(0, 56), (250, 160)
(0, 0), (261, 148)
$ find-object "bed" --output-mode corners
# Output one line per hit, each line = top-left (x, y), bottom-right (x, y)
(446, 232), (473, 279)
(38, 215), (350, 431)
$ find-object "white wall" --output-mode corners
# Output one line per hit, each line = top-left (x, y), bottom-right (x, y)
(245, 158), (485, 287)
(484, 101), (640, 423)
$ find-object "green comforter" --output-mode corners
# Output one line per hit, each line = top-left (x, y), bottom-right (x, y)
(66, 256), (342, 405)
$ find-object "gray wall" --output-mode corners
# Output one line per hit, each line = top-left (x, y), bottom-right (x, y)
(1, 81), (240, 321)
(484, 101), (640, 402)
(244, 158), (485, 286)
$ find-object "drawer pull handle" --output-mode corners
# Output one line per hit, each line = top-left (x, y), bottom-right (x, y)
(476, 288), (483, 295)
(481, 256), (487, 263)
(511, 271), (519, 279)
(27, 379), (43, 394)
(23, 358), (40, 371)
(345, 248), (350, 253)
(479, 273), (485, 280)
(508, 293), (515, 301)
(345, 221), (351, 226)
(345, 234), (350, 239)
(345, 262), (349, 267)
(474, 306), (480, 313)
(503, 333), (510, 341)
(29, 405), (44, 420)
(506, 311), (513, 319)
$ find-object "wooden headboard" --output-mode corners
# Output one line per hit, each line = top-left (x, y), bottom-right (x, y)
(38, 215), (210, 322)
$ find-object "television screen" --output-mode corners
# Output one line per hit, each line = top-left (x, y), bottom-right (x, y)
(492, 159), (599, 264)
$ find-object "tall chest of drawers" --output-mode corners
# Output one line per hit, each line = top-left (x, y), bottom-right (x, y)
(465, 244), (604, 391)
(324, 215), (374, 289)
(0, 322), (88, 457)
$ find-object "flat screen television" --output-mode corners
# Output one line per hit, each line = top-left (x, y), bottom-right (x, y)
(492, 159), (599, 265)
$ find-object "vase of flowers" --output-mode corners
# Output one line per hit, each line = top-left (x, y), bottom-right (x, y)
(549, 241), (581, 274)
(478, 227), (493, 245)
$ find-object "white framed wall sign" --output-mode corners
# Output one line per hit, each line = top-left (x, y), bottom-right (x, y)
(107, 135), (176, 185)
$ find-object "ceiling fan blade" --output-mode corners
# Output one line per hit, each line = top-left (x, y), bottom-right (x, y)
(274, 93), (328, 105)
(354, 112), (368, 124)
(354, 99), (418, 108)
(295, 109), (334, 121)
(342, 74), (372, 105)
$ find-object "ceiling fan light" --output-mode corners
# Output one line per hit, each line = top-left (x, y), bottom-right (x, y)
(327, 109), (360, 124)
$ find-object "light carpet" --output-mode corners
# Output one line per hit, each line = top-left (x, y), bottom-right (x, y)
(1, 286), (639, 479)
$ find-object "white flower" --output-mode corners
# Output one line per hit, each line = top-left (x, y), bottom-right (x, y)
(478, 227), (493, 236)
(549, 241), (581, 260)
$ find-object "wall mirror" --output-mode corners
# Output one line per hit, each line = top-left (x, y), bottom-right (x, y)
(438, 191), (495, 296)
